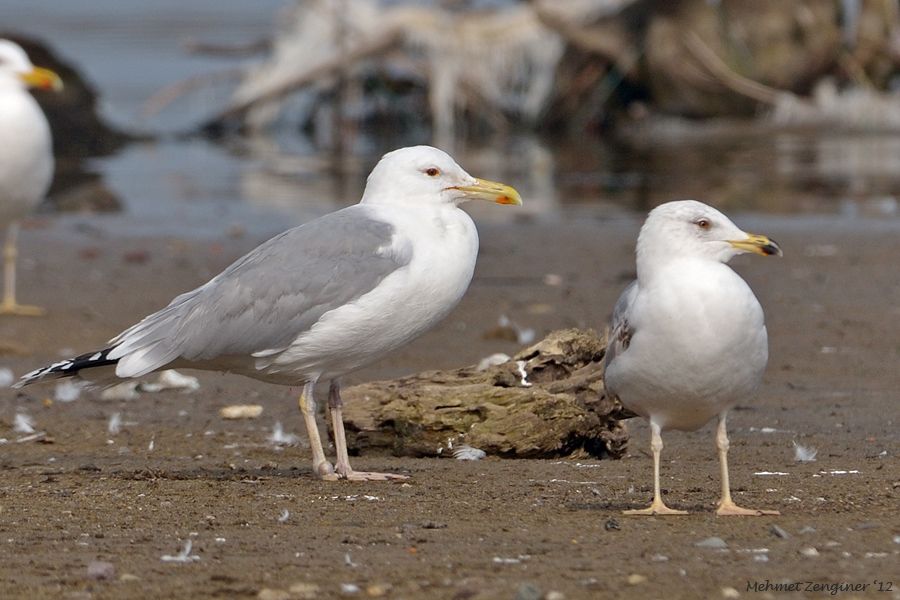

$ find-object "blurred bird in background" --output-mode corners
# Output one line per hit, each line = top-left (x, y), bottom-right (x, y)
(0, 39), (62, 316)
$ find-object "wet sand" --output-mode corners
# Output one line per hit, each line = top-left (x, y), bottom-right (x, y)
(1, 215), (898, 599)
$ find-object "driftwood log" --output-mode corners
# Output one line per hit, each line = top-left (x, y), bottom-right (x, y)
(340, 329), (630, 460)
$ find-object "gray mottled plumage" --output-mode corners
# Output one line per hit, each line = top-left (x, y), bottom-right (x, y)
(603, 279), (637, 377)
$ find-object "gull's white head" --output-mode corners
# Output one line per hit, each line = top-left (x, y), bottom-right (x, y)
(361, 145), (522, 208)
(0, 39), (63, 92)
(637, 200), (782, 271)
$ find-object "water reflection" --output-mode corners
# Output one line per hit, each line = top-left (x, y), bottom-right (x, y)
(2, 1), (899, 238)
(82, 127), (900, 238)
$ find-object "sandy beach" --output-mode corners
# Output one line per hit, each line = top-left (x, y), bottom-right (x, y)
(1, 214), (897, 599)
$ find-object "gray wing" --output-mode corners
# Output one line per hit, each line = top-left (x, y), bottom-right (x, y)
(603, 280), (638, 372)
(108, 205), (412, 377)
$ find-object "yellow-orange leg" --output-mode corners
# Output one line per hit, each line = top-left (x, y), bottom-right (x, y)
(624, 421), (688, 516)
(0, 223), (44, 316)
(715, 413), (779, 516)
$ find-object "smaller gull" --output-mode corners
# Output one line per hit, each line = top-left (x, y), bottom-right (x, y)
(0, 39), (63, 316)
(17, 145), (522, 481)
(604, 200), (782, 516)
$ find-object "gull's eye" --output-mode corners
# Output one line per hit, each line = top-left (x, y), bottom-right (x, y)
(425, 167), (440, 177)
(696, 218), (711, 230)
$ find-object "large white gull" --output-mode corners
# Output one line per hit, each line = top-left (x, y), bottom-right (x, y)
(0, 39), (62, 315)
(17, 145), (522, 481)
(604, 200), (782, 515)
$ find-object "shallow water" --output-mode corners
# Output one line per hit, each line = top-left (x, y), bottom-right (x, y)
(3, 2), (900, 238)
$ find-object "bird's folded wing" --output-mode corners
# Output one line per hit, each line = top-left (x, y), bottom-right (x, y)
(604, 280), (638, 373)
(108, 205), (412, 377)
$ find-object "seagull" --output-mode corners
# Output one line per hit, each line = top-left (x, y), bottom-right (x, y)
(0, 39), (62, 316)
(604, 200), (782, 516)
(16, 145), (522, 481)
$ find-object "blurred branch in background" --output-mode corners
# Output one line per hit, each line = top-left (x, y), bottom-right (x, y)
(142, 0), (900, 147)
(142, 68), (246, 120)
(181, 37), (272, 58)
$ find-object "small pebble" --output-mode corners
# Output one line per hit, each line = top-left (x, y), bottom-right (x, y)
(650, 554), (669, 562)
(366, 583), (391, 597)
(626, 574), (647, 586)
(721, 587), (740, 599)
(514, 582), (541, 600)
(770, 525), (790, 539)
(219, 404), (264, 420)
(799, 546), (819, 557)
(340, 583), (360, 595)
(86, 561), (115, 581)
(604, 518), (620, 531)
(695, 536), (728, 549)
(101, 382), (140, 401)
(257, 589), (290, 600)
(543, 273), (563, 286)
(119, 574), (140, 582)
(798, 526), (817, 534)
(893, 535), (900, 544)
(545, 592), (566, 600)
(141, 370), (200, 393)
(288, 582), (320, 599)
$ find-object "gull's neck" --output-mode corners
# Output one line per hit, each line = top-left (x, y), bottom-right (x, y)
(359, 192), (453, 211)
(0, 76), (26, 94)
(636, 246), (726, 285)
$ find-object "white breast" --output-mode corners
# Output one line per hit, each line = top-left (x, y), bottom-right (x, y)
(606, 260), (769, 431)
(267, 204), (479, 381)
(0, 88), (53, 224)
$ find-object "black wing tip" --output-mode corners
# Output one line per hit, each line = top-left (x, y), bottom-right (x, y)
(14, 348), (118, 388)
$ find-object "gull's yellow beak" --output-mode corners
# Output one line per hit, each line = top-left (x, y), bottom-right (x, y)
(451, 178), (522, 206)
(20, 66), (63, 92)
(728, 233), (783, 257)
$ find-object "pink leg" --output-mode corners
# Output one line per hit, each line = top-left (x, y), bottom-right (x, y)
(328, 380), (407, 481)
(298, 381), (337, 480)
